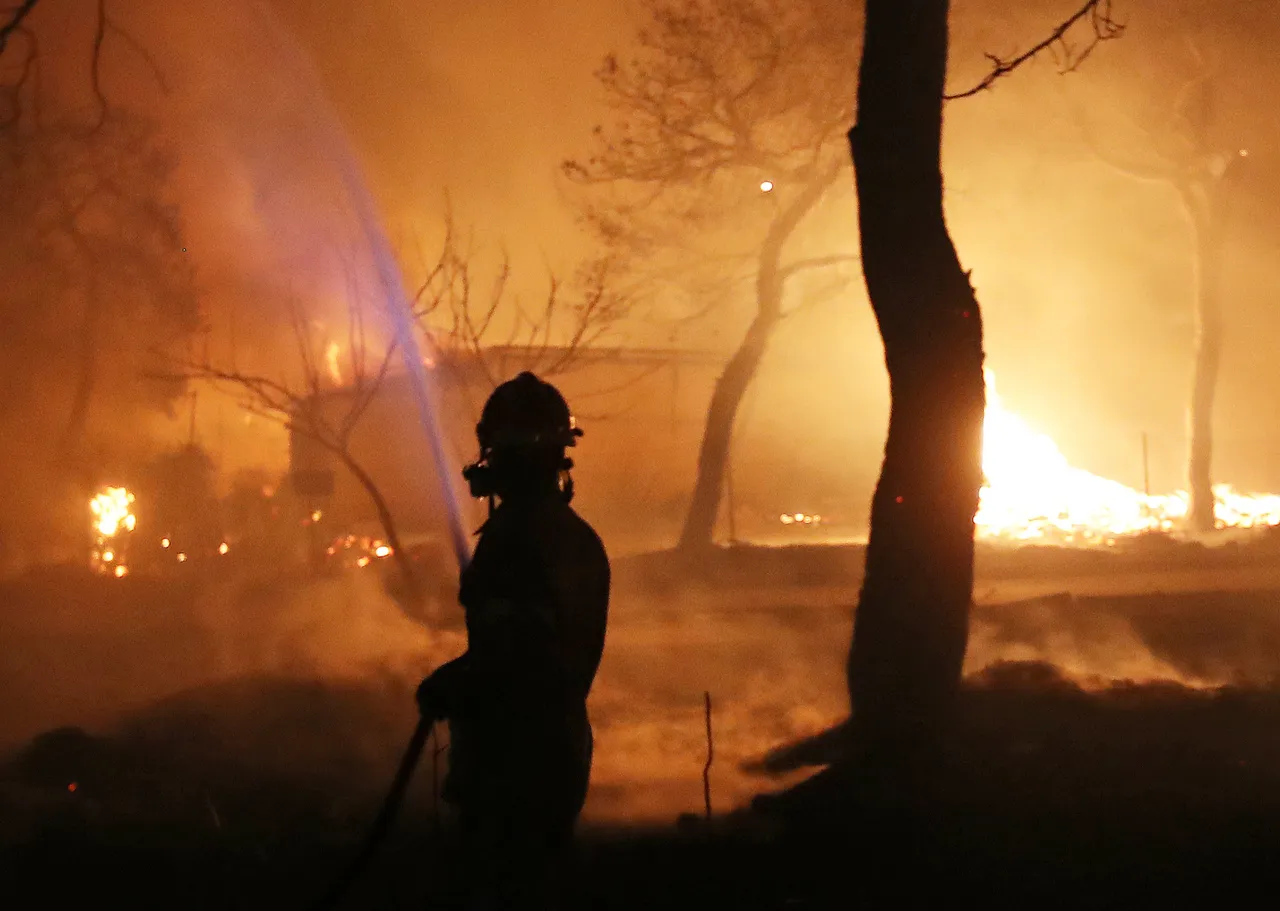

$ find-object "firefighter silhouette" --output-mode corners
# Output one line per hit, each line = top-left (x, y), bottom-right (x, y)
(417, 372), (610, 908)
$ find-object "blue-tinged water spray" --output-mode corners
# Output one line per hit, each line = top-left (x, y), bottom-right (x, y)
(249, 2), (471, 570)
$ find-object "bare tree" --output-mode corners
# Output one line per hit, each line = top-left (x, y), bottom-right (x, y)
(743, 2), (1126, 783)
(565, 0), (861, 553)
(0, 0), (196, 462)
(164, 294), (414, 589)
(0, 0), (196, 562)
(170, 222), (630, 614)
(409, 214), (632, 389)
(845, 0), (1121, 763)
(1068, 34), (1246, 533)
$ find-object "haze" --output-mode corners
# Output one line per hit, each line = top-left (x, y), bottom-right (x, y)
(5, 0), (1280, 834)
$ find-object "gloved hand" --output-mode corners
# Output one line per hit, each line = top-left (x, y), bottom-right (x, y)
(416, 657), (464, 720)
(415, 672), (445, 720)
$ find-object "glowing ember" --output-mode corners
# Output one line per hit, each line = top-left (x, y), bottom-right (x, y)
(977, 370), (1280, 544)
(373, 544), (392, 557)
(218, 542), (230, 555)
(161, 537), (171, 548)
(90, 486), (136, 576)
(325, 341), (343, 386)
(90, 487), (135, 538)
(780, 513), (822, 526)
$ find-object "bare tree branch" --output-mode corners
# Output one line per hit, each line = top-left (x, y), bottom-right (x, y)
(103, 15), (169, 94)
(777, 253), (860, 287)
(88, 0), (107, 130)
(0, 24), (37, 126)
(0, 0), (39, 53)
(1070, 99), (1184, 184)
(0, 0), (169, 133)
(410, 213), (630, 388)
(158, 286), (423, 602)
(946, 0), (1124, 100)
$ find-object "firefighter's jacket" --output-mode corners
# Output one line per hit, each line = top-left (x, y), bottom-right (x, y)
(430, 492), (609, 814)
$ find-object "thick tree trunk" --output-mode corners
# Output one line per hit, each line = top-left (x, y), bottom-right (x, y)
(678, 166), (839, 552)
(1183, 188), (1225, 534)
(847, 0), (985, 753)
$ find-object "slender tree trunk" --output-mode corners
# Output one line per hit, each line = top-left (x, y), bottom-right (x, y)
(847, 0), (985, 754)
(678, 166), (840, 552)
(60, 271), (100, 460)
(678, 305), (781, 551)
(1182, 185), (1225, 534)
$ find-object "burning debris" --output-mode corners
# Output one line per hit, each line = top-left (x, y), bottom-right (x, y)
(325, 534), (395, 570)
(977, 371), (1280, 545)
(90, 487), (137, 577)
(779, 512), (823, 527)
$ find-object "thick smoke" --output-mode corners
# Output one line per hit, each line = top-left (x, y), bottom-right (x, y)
(7, 557), (1279, 825)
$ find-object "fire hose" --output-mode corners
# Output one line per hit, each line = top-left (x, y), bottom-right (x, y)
(307, 716), (434, 910)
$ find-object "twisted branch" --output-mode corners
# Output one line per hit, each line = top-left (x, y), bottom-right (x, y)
(946, 0), (1124, 100)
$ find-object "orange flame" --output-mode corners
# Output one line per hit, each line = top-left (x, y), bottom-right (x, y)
(977, 370), (1280, 543)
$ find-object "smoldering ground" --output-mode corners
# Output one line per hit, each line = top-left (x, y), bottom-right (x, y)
(6, 546), (1280, 908)
(5, 545), (1280, 832)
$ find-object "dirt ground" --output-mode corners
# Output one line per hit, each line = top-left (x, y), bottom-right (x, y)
(3, 543), (1280, 905)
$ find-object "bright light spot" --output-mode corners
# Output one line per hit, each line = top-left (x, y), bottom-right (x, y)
(311, 510), (323, 523)
(218, 542), (229, 555)
(356, 556), (371, 568)
(67, 782), (77, 793)
(977, 370), (1280, 542)
(90, 487), (137, 575)
(374, 545), (392, 558)
(113, 565), (127, 578)
(161, 538), (170, 548)
(781, 512), (822, 527)
(759, 180), (774, 193)
(325, 341), (343, 386)
(177, 552), (187, 563)
(90, 487), (135, 537)
(1240, 148), (1250, 158)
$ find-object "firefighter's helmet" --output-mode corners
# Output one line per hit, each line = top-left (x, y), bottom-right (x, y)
(475, 372), (582, 452)
(464, 372), (582, 502)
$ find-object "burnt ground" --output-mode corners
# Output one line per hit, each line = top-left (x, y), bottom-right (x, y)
(5, 668), (1280, 907)
(5, 542), (1280, 907)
